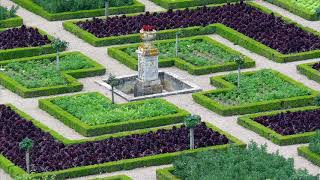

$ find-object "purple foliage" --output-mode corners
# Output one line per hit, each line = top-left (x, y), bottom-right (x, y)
(312, 62), (320, 71)
(0, 25), (51, 50)
(0, 105), (229, 173)
(254, 109), (320, 135)
(76, 3), (320, 54)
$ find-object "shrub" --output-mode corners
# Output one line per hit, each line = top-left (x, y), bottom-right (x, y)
(0, 5), (18, 20)
(309, 131), (320, 154)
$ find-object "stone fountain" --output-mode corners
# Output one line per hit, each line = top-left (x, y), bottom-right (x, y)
(97, 26), (201, 101)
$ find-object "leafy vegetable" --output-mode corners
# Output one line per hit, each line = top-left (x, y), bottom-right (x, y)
(0, 25), (51, 50)
(3, 54), (93, 88)
(52, 93), (179, 126)
(124, 39), (240, 66)
(309, 130), (320, 154)
(0, 5), (18, 20)
(255, 109), (320, 135)
(0, 105), (229, 172)
(208, 69), (311, 106)
(77, 3), (320, 54)
(173, 142), (317, 180)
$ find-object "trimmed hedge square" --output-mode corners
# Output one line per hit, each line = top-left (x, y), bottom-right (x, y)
(0, 104), (245, 179)
(192, 69), (319, 116)
(63, 2), (320, 63)
(10, 0), (145, 21)
(297, 62), (320, 84)
(264, 0), (320, 21)
(108, 36), (255, 75)
(298, 146), (320, 167)
(0, 26), (63, 61)
(0, 52), (106, 98)
(149, 0), (240, 9)
(39, 92), (190, 136)
(238, 106), (320, 145)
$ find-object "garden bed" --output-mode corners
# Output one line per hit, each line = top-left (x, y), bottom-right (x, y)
(0, 26), (60, 61)
(39, 92), (190, 136)
(10, 0), (145, 21)
(156, 142), (317, 179)
(264, 0), (320, 21)
(0, 52), (105, 98)
(0, 104), (245, 179)
(149, 0), (239, 9)
(238, 106), (320, 145)
(64, 2), (320, 63)
(298, 61), (320, 84)
(108, 36), (255, 75)
(193, 69), (318, 116)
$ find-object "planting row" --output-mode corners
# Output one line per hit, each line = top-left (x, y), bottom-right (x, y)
(109, 36), (255, 75)
(0, 104), (244, 178)
(73, 2), (320, 55)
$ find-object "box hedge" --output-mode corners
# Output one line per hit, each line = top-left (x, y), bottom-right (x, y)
(39, 92), (190, 137)
(297, 62), (320, 84)
(64, 2), (320, 63)
(149, 0), (240, 9)
(192, 70), (319, 116)
(0, 52), (106, 98)
(238, 106), (320, 145)
(10, 0), (145, 21)
(0, 16), (23, 28)
(0, 104), (246, 179)
(298, 146), (320, 167)
(108, 36), (255, 75)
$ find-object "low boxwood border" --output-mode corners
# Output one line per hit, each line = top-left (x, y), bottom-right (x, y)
(156, 167), (180, 180)
(297, 62), (320, 84)
(90, 175), (132, 180)
(0, 52), (106, 98)
(64, 2), (320, 63)
(39, 92), (190, 137)
(0, 104), (246, 179)
(264, 0), (320, 21)
(238, 106), (320, 145)
(298, 146), (320, 167)
(10, 0), (145, 21)
(108, 36), (255, 75)
(149, 0), (240, 9)
(192, 70), (319, 116)
(0, 27), (62, 61)
(0, 16), (23, 28)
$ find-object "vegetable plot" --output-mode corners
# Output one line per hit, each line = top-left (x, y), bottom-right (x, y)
(0, 25), (51, 50)
(76, 3), (320, 54)
(0, 105), (229, 173)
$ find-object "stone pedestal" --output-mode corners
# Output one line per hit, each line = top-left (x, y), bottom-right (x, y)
(134, 45), (163, 96)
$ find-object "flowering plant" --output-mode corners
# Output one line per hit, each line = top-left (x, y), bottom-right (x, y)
(142, 25), (155, 31)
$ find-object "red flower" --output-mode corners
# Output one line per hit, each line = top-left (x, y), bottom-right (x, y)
(142, 25), (155, 31)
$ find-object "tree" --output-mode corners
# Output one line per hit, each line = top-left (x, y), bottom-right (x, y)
(234, 56), (245, 89)
(184, 115), (201, 149)
(107, 74), (120, 104)
(19, 138), (34, 173)
(105, 0), (109, 17)
(51, 38), (68, 71)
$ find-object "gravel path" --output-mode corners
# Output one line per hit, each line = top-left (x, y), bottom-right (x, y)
(0, 0), (320, 179)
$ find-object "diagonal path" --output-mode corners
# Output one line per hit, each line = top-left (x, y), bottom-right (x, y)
(0, 0), (319, 179)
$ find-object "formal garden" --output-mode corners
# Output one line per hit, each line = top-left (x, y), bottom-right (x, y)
(0, 0), (320, 179)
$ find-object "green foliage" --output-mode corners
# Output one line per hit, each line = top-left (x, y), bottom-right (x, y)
(107, 74), (120, 87)
(314, 96), (320, 106)
(19, 138), (34, 152)
(33, 0), (133, 13)
(309, 130), (320, 154)
(3, 54), (93, 88)
(173, 142), (317, 180)
(15, 174), (56, 180)
(184, 115), (201, 128)
(124, 39), (241, 67)
(208, 69), (311, 106)
(316, 8), (320, 18)
(51, 38), (68, 52)
(52, 93), (179, 126)
(0, 5), (18, 20)
(234, 56), (245, 66)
